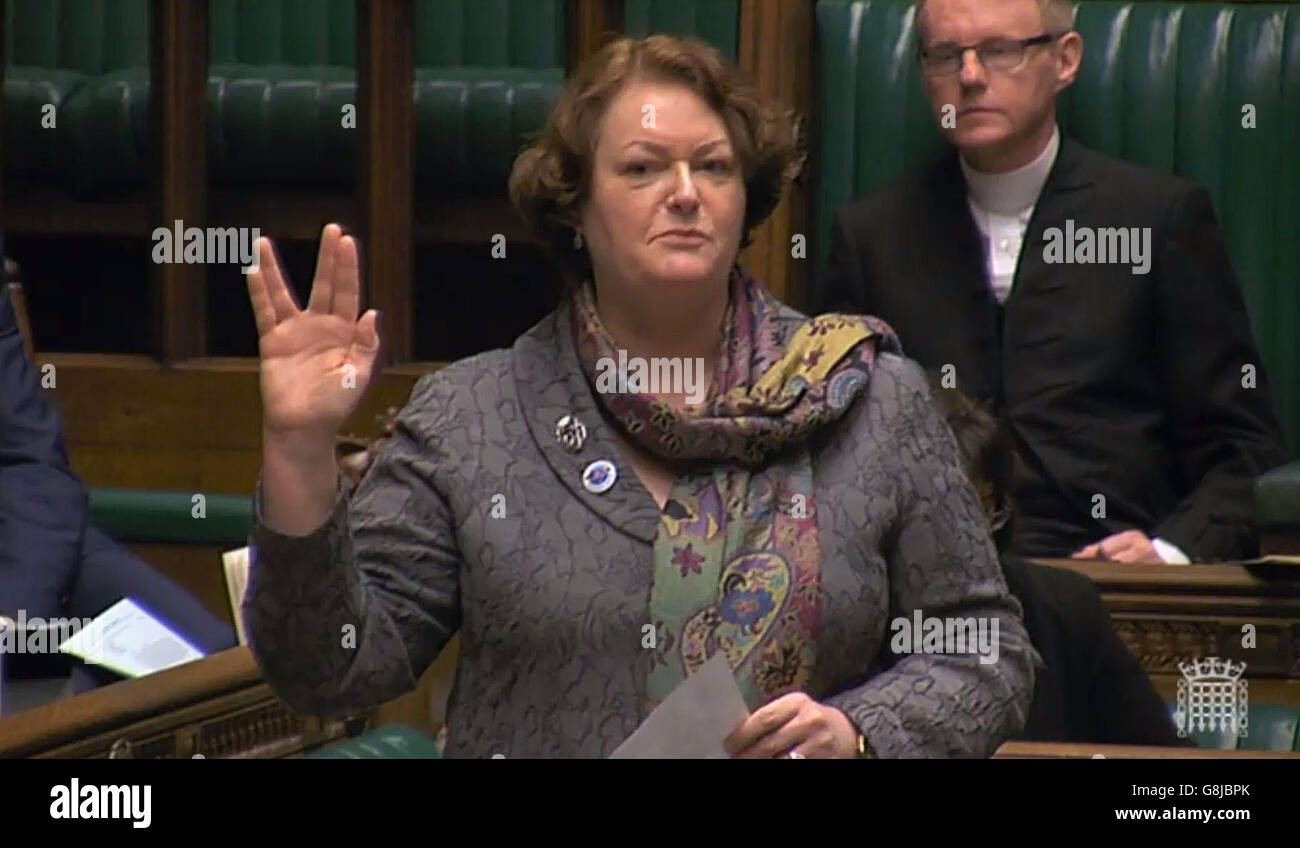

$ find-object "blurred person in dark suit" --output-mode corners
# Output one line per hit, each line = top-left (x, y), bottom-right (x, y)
(817, 0), (1286, 563)
(0, 285), (235, 706)
(929, 372), (1183, 745)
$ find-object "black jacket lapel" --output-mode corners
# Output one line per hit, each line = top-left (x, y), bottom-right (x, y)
(920, 152), (1003, 404)
(1009, 137), (1096, 305)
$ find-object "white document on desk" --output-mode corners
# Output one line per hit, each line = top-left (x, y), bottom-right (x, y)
(58, 597), (204, 678)
(611, 653), (750, 759)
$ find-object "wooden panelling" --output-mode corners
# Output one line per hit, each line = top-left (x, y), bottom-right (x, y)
(41, 355), (434, 493)
(0, 646), (263, 758)
(0, 647), (351, 758)
(995, 740), (1300, 758)
(150, 0), (210, 362)
(127, 543), (234, 625)
(569, 0), (625, 72)
(0, 187), (152, 237)
(0, 645), (438, 759)
(210, 190), (359, 243)
(1035, 559), (1300, 683)
(416, 194), (535, 246)
(738, 0), (814, 310)
(3, 191), (533, 248)
(1262, 530), (1300, 557)
(358, 0), (416, 364)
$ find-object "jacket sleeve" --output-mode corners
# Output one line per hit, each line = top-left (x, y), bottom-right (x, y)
(1151, 185), (1289, 561)
(822, 356), (1037, 757)
(0, 286), (87, 619)
(243, 374), (461, 718)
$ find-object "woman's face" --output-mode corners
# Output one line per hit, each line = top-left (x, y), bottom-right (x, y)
(580, 79), (746, 295)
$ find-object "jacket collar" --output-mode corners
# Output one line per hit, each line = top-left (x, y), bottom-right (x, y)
(1019, 135), (1096, 246)
(935, 134), (1094, 218)
(960, 124), (1061, 215)
(1036, 134), (1095, 196)
(922, 134), (1096, 295)
(512, 302), (663, 544)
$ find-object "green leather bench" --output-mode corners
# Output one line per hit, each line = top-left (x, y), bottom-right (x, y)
(814, 0), (1300, 540)
(2, 0), (150, 189)
(4, 0), (566, 193)
(209, 0), (566, 191)
(5, 0), (745, 191)
(1256, 461), (1300, 554)
(304, 724), (443, 759)
(1169, 701), (1300, 752)
(89, 489), (252, 547)
(624, 0), (740, 62)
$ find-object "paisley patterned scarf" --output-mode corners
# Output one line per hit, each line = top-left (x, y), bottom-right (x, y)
(572, 267), (899, 711)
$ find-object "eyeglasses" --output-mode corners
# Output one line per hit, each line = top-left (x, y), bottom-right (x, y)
(918, 32), (1066, 76)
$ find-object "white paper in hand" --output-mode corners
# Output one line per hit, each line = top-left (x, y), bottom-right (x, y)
(610, 653), (750, 758)
(59, 597), (204, 678)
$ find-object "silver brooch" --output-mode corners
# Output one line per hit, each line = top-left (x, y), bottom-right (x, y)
(554, 414), (587, 452)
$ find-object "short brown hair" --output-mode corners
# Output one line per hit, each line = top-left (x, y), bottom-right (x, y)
(509, 35), (800, 284)
(915, 0), (1075, 44)
(925, 372), (1020, 553)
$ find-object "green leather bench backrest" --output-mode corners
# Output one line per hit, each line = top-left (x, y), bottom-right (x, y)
(5, 0), (567, 194)
(4, 0), (149, 71)
(209, 0), (358, 66)
(7, 0), (566, 72)
(415, 0), (565, 69)
(816, 0), (1300, 455)
(624, 0), (740, 62)
(208, 0), (565, 69)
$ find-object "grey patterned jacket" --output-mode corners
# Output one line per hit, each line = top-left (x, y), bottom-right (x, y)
(244, 298), (1036, 758)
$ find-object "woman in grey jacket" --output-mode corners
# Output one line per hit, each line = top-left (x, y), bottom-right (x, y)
(242, 35), (1034, 758)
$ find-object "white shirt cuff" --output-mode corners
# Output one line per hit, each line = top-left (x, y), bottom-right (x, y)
(1151, 537), (1192, 565)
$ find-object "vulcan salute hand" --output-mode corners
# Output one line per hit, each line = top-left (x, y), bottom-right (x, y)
(245, 223), (381, 442)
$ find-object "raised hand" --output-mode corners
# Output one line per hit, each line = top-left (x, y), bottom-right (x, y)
(246, 224), (380, 440)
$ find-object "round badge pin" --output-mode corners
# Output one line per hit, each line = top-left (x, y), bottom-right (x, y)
(582, 460), (617, 494)
(554, 414), (587, 453)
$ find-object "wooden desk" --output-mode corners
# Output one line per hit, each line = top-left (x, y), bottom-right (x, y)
(0, 647), (354, 759)
(0, 644), (444, 759)
(1031, 559), (1300, 698)
(6, 561), (1297, 758)
(994, 741), (1300, 759)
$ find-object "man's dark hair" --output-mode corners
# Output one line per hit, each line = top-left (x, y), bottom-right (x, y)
(925, 372), (1019, 552)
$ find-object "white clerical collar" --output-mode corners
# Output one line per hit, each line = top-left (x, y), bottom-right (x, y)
(960, 125), (1060, 215)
